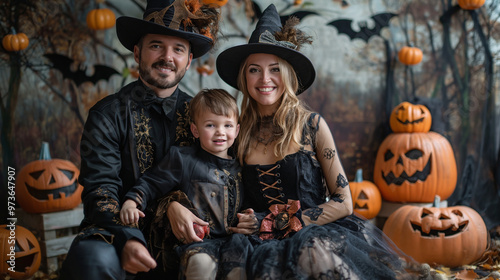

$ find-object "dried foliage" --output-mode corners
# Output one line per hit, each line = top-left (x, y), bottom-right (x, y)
(274, 17), (312, 50)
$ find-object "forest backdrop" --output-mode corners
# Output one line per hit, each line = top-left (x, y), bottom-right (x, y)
(1, 0), (500, 229)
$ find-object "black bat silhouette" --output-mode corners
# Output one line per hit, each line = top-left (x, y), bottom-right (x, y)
(327, 12), (397, 42)
(280, 11), (319, 25)
(44, 53), (120, 86)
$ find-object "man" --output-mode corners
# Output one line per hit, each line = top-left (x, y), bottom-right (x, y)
(59, 0), (220, 279)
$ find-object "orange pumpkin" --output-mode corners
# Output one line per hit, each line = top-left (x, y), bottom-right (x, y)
(202, 0), (228, 7)
(0, 225), (41, 280)
(2, 29), (29, 52)
(127, 65), (139, 79)
(390, 102), (432, 133)
(458, 0), (485, 10)
(196, 63), (214, 76)
(373, 132), (457, 203)
(86, 8), (116, 30)
(16, 142), (83, 213)
(349, 169), (382, 219)
(383, 198), (488, 267)
(398, 46), (423, 65)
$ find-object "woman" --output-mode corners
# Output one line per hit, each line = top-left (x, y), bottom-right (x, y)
(168, 4), (427, 279)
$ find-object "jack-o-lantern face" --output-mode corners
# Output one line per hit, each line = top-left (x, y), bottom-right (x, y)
(383, 205), (488, 267)
(0, 225), (41, 280)
(410, 207), (468, 237)
(373, 132), (457, 203)
(349, 169), (382, 219)
(16, 158), (83, 213)
(389, 102), (432, 133)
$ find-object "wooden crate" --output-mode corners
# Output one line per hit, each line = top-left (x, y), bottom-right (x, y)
(16, 205), (84, 274)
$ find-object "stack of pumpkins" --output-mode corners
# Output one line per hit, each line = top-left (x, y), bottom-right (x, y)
(374, 102), (488, 267)
(0, 142), (83, 279)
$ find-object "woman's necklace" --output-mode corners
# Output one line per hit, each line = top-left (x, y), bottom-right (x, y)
(255, 115), (283, 154)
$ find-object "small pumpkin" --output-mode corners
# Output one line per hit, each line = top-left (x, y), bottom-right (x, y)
(2, 28), (29, 52)
(86, 8), (116, 30)
(383, 196), (488, 267)
(16, 142), (83, 213)
(390, 102), (432, 133)
(128, 65), (139, 79)
(373, 131), (457, 203)
(196, 62), (214, 76)
(398, 46), (423, 65)
(458, 0), (486, 10)
(0, 225), (41, 280)
(349, 169), (382, 219)
(202, 0), (228, 7)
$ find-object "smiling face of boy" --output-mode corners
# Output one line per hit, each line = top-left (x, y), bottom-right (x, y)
(190, 111), (240, 159)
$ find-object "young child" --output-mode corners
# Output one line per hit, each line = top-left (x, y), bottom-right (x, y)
(120, 88), (249, 279)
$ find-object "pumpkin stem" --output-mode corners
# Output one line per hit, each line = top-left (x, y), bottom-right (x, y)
(354, 168), (363, 183)
(39, 142), (52, 160)
(10, 27), (16, 35)
(433, 195), (441, 207)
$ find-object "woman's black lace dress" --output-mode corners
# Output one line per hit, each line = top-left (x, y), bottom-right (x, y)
(241, 114), (423, 280)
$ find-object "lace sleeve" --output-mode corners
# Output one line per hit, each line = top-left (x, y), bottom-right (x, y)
(301, 115), (354, 226)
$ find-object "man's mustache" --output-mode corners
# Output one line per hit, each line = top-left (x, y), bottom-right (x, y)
(152, 60), (176, 71)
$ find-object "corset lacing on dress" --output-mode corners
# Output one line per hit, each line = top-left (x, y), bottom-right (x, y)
(257, 164), (286, 204)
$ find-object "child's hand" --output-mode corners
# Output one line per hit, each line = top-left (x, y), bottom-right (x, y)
(229, 208), (259, 235)
(120, 199), (145, 225)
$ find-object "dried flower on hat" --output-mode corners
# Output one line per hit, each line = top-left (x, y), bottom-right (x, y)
(274, 17), (312, 51)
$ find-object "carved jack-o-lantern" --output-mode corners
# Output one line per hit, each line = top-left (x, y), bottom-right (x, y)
(373, 132), (457, 203)
(0, 225), (41, 279)
(349, 169), (382, 219)
(16, 142), (83, 213)
(383, 199), (488, 267)
(390, 102), (432, 133)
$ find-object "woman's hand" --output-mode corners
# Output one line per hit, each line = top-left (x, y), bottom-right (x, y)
(167, 201), (209, 244)
(229, 208), (259, 235)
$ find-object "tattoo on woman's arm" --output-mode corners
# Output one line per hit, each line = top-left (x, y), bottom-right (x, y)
(330, 192), (344, 203)
(304, 207), (323, 221)
(336, 174), (348, 188)
(323, 148), (335, 160)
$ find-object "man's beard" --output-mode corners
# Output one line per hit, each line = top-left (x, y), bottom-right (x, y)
(139, 59), (187, 90)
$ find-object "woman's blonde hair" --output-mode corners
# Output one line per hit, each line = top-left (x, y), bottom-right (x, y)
(236, 55), (311, 163)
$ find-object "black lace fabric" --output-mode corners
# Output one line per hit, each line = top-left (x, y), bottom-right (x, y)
(241, 114), (429, 279)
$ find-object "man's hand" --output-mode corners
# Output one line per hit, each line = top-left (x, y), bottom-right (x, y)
(121, 239), (157, 274)
(229, 208), (259, 235)
(167, 201), (209, 244)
